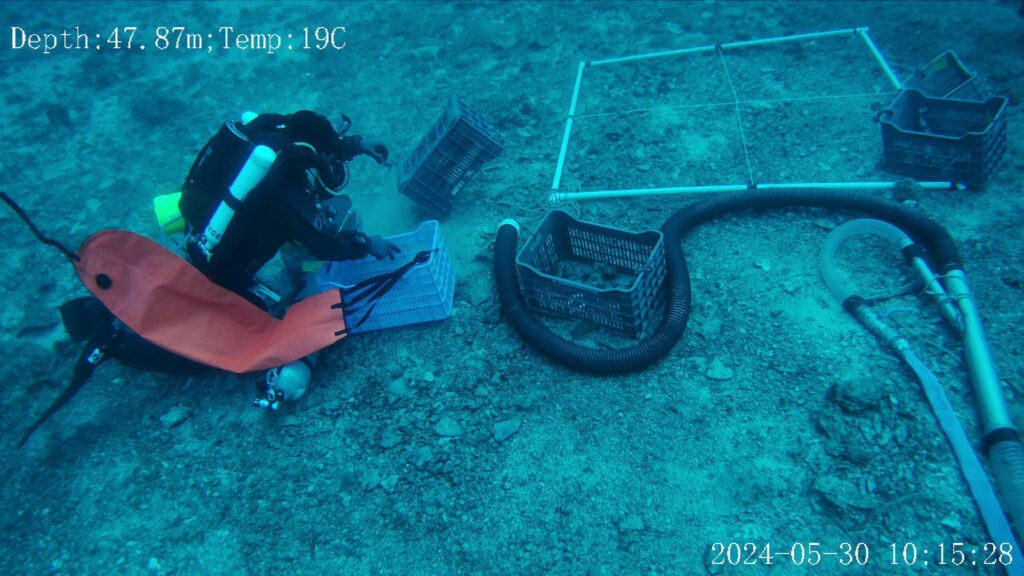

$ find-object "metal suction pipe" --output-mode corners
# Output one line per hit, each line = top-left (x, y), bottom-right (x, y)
(943, 271), (1014, 434)
(944, 269), (1024, 543)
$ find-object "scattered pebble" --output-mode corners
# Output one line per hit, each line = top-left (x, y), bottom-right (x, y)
(361, 471), (381, 492)
(387, 380), (410, 403)
(830, 379), (885, 413)
(435, 416), (462, 437)
(423, 371), (435, 383)
(159, 406), (190, 429)
(493, 419), (521, 443)
(380, 428), (402, 449)
(754, 258), (771, 272)
(837, 436), (872, 464)
(893, 423), (909, 446)
(939, 514), (962, 532)
(381, 474), (399, 494)
(706, 358), (734, 381)
(697, 317), (722, 338)
(147, 557), (161, 572)
(812, 218), (836, 231)
(491, 30), (517, 49)
(413, 447), (434, 468)
(620, 514), (645, 532)
(318, 400), (343, 416)
(812, 474), (879, 511)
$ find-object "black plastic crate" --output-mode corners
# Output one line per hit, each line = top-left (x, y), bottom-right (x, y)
(516, 211), (666, 339)
(397, 96), (504, 216)
(902, 51), (987, 101)
(878, 89), (1008, 187)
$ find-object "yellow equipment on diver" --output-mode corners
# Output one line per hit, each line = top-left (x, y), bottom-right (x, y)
(153, 191), (186, 234)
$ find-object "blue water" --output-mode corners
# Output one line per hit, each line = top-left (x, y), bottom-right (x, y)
(1, 1), (1022, 574)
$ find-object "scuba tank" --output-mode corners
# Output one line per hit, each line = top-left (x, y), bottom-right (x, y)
(157, 112), (264, 238)
(173, 112), (278, 260)
(196, 144), (277, 260)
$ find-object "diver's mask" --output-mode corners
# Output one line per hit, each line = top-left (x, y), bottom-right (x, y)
(334, 114), (352, 136)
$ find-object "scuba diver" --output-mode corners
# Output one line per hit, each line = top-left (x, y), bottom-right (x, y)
(178, 110), (400, 405)
(12, 110), (399, 446)
(179, 110), (399, 303)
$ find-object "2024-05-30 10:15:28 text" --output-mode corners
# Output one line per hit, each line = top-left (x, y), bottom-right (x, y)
(709, 541), (1015, 568)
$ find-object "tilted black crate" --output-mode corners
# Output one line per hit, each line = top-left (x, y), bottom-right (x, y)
(902, 51), (987, 101)
(878, 89), (1008, 187)
(516, 211), (666, 339)
(397, 96), (504, 216)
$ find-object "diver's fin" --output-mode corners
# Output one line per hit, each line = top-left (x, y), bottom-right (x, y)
(17, 324), (118, 448)
(111, 329), (209, 376)
(59, 297), (114, 343)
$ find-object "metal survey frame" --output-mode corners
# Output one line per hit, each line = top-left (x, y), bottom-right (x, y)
(546, 27), (962, 203)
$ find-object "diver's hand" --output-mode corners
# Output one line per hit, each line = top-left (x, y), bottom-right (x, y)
(367, 235), (401, 260)
(359, 139), (389, 166)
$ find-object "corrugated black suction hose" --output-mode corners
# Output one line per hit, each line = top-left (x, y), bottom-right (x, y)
(494, 188), (961, 374)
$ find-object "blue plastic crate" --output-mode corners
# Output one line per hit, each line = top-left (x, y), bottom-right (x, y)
(397, 96), (504, 216)
(317, 221), (454, 334)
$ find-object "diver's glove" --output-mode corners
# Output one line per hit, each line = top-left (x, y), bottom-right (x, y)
(366, 235), (401, 260)
(335, 135), (389, 165)
(358, 139), (389, 165)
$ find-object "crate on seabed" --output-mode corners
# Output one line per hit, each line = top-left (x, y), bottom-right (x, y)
(515, 210), (666, 339)
(878, 89), (1008, 187)
(397, 95), (504, 216)
(902, 51), (987, 102)
(317, 220), (454, 334)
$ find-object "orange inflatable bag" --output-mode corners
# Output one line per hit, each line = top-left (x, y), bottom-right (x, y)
(2, 191), (427, 376)
(73, 229), (348, 373)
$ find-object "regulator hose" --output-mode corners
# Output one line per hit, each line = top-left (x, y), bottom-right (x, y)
(495, 187), (960, 374)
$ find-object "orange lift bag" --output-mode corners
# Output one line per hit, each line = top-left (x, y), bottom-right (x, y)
(2, 191), (429, 375)
(73, 229), (348, 373)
